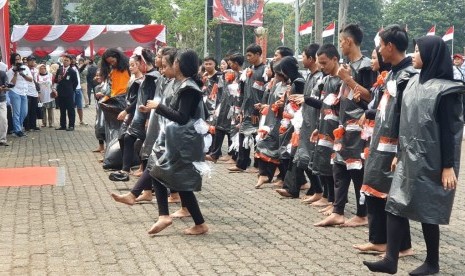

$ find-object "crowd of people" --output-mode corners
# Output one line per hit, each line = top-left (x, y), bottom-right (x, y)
(1, 22), (464, 275)
(0, 53), (97, 145)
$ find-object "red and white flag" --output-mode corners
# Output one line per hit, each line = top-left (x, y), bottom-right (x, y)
(322, 22), (335, 38)
(426, 25), (436, 36)
(280, 24), (284, 44)
(442, 26), (454, 41)
(299, 20), (313, 36)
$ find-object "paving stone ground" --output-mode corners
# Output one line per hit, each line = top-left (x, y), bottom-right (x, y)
(1, 105), (465, 275)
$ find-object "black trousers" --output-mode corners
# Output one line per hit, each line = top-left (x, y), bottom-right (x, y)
(25, 95), (38, 130)
(305, 169), (323, 196)
(130, 170), (152, 197)
(210, 128), (229, 159)
(87, 83), (94, 105)
(236, 133), (255, 170)
(152, 178), (205, 225)
(333, 163), (367, 217)
(276, 158), (290, 180)
(120, 133), (139, 172)
(282, 161), (313, 198)
(366, 196), (411, 249)
(58, 96), (75, 128)
(320, 175), (335, 202)
(258, 159), (277, 182)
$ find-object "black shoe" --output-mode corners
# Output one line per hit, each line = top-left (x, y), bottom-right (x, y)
(109, 171), (130, 182)
(56, 127), (66, 130)
(0, 142), (9, 146)
(66, 127), (74, 131)
(32, 127), (41, 131)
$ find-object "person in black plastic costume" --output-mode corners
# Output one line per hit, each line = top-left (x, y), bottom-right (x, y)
(297, 44), (341, 216)
(146, 49), (209, 235)
(111, 48), (188, 212)
(253, 46), (293, 188)
(364, 35), (464, 275)
(354, 25), (414, 257)
(277, 44), (324, 200)
(315, 24), (377, 227)
(227, 44), (267, 172)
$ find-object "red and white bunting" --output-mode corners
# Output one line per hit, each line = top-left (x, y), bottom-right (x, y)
(11, 24), (166, 44)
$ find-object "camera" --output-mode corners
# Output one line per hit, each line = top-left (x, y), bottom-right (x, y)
(1, 83), (14, 89)
(12, 63), (25, 72)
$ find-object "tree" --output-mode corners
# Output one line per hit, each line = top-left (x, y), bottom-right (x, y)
(263, 3), (294, 57)
(383, 0), (465, 54)
(9, 0), (70, 27)
(74, 0), (152, 24)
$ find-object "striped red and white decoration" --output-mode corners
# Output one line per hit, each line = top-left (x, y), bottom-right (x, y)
(11, 24), (166, 58)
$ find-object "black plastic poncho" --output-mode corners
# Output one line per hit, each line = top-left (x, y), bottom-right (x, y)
(335, 57), (373, 168)
(363, 65), (417, 194)
(311, 75), (342, 176)
(149, 79), (206, 192)
(239, 63), (266, 135)
(385, 76), (464, 224)
(293, 70), (323, 169)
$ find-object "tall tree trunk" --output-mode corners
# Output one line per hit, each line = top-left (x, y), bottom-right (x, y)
(314, 0), (323, 45)
(52, 0), (63, 24)
(337, 0), (349, 49)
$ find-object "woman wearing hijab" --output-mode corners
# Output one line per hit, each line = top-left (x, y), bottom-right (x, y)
(364, 35), (464, 275)
(146, 49), (209, 235)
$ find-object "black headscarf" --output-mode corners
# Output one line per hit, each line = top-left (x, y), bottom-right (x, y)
(415, 35), (453, 84)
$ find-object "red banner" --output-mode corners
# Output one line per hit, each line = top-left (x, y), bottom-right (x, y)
(213, 0), (264, 27)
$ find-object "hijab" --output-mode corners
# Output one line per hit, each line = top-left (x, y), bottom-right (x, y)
(415, 35), (453, 84)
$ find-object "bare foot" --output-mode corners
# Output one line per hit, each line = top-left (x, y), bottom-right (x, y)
(135, 190), (153, 202)
(148, 216), (173, 235)
(353, 242), (386, 252)
(218, 155), (231, 162)
(255, 175), (270, 189)
(314, 213), (345, 227)
(273, 179), (284, 188)
(311, 197), (330, 207)
(300, 183), (310, 190)
(321, 205), (334, 216)
(183, 223), (209, 235)
(131, 167), (143, 177)
(168, 193), (181, 203)
(247, 167), (259, 174)
(379, 248), (415, 258)
(275, 188), (294, 198)
(302, 193), (323, 204)
(111, 192), (136, 206)
(341, 216), (368, 227)
(92, 146), (104, 153)
(171, 207), (191, 218)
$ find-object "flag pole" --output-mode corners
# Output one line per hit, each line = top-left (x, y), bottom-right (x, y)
(332, 21), (335, 46)
(242, 0), (246, 55)
(204, 0), (208, 57)
(452, 26), (454, 54)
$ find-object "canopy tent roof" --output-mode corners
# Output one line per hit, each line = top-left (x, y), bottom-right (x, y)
(11, 24), (166, 58)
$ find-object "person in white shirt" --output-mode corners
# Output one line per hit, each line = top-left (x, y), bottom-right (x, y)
(0, 61), (7, 72)
(24, 55), (40, 131)
(37, 64), (55, 128)
(6, 53), (33, 137)
(452, 54), (465, 81)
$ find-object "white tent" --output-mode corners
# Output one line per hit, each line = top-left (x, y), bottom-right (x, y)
(11, 24), (166, 58)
